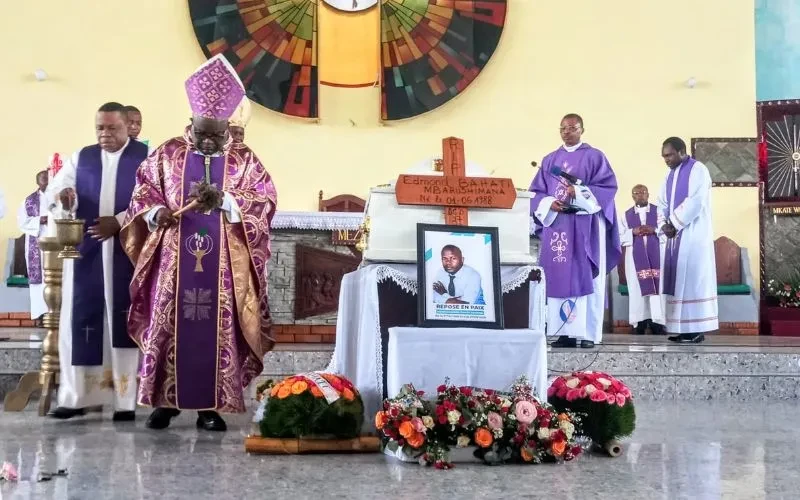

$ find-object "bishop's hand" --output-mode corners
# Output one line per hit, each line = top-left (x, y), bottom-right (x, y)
(155, 208), (177, 229)
(432, 281), (447, 295)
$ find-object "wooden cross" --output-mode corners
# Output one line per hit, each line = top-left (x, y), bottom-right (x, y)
(394, 137), (517, 226)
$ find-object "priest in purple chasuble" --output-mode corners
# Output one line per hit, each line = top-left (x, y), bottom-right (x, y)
(16, 169), (50, 320)
(529, 114), (621, 348)
(618, 184), (666, 335)
(46, 102), (149, 421)
(121, 54), (277, 431)
(657, 137), (718, 343)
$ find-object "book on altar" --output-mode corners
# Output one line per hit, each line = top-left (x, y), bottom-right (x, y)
(363, 158), (534, 264)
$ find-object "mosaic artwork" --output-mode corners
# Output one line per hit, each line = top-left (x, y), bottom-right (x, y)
(380, 0), (507, 120)
(763, 114), (800, 199)
(691, 138), (758, 186)
(189, 0), (319, 119)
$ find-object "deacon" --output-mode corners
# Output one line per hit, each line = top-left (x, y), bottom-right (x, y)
(657, 137), (718, 343)
(16, 169), (50, 320)
(47, 102), (149, 420)
(529, 114), (621, 348)
(121, 54), (278, 431)
(619, 184), (665, 334)
(228, 95), (250, 144)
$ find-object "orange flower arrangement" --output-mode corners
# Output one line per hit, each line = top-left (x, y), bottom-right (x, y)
(520, 448), (534, 462)
(311, 386), (323, 398)
(551, 440), (567, 456)
(277, 385), (291, 399)
(342, 388), (355, 401)
(474, 427), (493, 448)
(291, 380), (308, 395)
(398, 421), (415, 439)
(375, 411), (388, 430)
(406, 432), (425, 448)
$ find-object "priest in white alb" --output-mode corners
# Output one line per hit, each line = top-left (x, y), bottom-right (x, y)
(657, 137), (718, 343)
(619, 184), (665, 334)
(17, 168), (50, 320)
(46, 102), (150, 419)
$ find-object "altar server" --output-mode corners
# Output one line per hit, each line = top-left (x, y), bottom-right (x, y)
(16, 169), (50, 319)
(228, 95), (251, 144)
(529, 114), (621, 348)
(619, 184), (665, 334)
(47, 101), (149, 420)
(121, 55), (277, 431)
(657, 137), (718, 343)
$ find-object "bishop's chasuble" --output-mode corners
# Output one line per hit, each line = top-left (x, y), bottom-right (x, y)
(121, 131), (277, 413)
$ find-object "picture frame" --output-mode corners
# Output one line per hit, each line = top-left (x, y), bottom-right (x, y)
(416, 223), (504, 329)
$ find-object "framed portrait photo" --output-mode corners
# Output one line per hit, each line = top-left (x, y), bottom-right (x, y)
(416, 224), (504, 329)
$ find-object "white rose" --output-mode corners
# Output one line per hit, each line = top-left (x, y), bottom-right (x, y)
(422, 416), (434, 429)
(597, 377), (612, 388)
(456, 435), (470, 448)
(501, 398), (512, 408)
(560, 421), (575, 438)
(565, 378), (580, 389)
(537, 427), (551, 440)
(584, 384), (596, 395)
(447, 410), (461, 426)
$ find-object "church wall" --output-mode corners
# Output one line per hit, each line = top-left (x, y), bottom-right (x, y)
(0, 0), (757, 284)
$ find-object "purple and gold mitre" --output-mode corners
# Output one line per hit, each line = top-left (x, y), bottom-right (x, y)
(185, 54), (245, 120)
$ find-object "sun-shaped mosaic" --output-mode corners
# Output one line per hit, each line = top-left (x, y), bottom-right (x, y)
(380, 0), (507, 120)
(765, 115), (800, 199)
(188, 0), (507, 121)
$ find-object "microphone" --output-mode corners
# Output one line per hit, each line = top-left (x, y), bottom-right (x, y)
(549, 166), (583, 185)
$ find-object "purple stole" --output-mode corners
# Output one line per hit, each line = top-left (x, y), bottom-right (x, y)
(175, 153), (225, 409)
(662, 157), (696, 296)
(625, 204), (660, 296)
(71, 141), (148, 366)
(24, 191), (42, 284)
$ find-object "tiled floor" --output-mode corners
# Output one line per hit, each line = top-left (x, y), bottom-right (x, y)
(1, 401), (798, 499)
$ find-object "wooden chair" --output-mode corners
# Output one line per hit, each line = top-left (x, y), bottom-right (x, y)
(318, 190), (366, 213)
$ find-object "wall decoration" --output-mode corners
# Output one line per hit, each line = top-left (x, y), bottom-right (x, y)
(188, 0), (319, 119)
(380, 0), (507, 121)
(691, 138), (758, 187)
(323, 0), (378, 12)
(295, 245), (360, 319)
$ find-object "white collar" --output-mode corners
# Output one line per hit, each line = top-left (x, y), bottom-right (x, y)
(562, 142), (583, 153)
(634, 204), (650, 213)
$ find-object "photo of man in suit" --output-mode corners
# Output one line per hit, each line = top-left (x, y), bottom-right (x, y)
(432, 245), (484, 304)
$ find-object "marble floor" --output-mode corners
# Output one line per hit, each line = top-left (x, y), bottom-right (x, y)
(0, 401), (798, 500)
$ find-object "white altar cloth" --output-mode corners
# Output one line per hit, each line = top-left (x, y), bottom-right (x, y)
(326, 263), (546, 428)
(387, 327), (547, 401)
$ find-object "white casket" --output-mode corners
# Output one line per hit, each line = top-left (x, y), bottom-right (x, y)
(362, 159), (534, 264)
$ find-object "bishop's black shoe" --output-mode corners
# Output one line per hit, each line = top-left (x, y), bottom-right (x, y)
(196, 411), (227, 432)
(112, 411), (136, 422)
(49, 407), (86, 419)
(551, 336), (577, 348)
(146, 408), (181, 430)
(580, 340), (595, 349)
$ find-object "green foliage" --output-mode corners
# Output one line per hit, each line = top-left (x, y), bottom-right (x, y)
(549, 397), (635, 445)
(260, 392), (364, 439)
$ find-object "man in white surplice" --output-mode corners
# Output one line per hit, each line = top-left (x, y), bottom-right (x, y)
(46, 102), (150, 420)
(657, 137), (718, 343)
(619, 184), (666, 334)
(16, 169), (50, 320)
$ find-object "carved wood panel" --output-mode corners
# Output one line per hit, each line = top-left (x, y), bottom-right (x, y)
(294, 245), (360, 319)
(714, 236), (742, 285)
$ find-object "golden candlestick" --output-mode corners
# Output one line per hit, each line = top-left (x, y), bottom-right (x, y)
(3, 237), (65, 414)
(355, 216), (371, 253)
